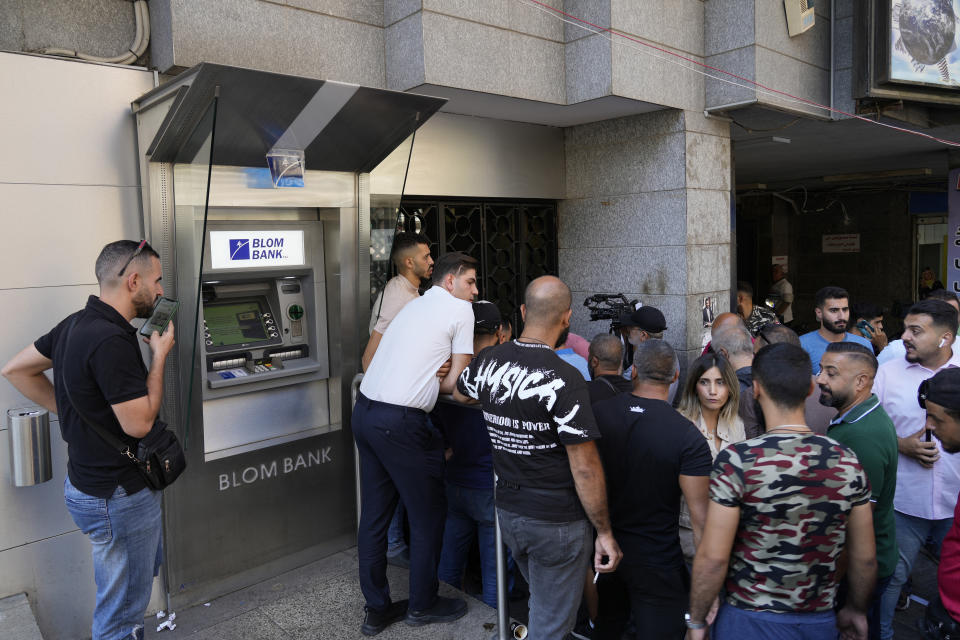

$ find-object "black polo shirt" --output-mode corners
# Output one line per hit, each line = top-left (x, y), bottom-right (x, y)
(593, 394), (712, 568)
(587, 373), (632, 405)
(35, 296), (149, 498)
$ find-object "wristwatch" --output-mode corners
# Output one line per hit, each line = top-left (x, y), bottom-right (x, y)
(684, 613), (707, 630)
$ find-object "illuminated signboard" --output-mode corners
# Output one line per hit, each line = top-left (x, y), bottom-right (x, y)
(210, 230), (305, 269)
(889, 0), (960, 89)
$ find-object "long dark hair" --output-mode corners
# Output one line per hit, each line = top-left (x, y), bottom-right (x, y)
(678, 352), (739, 424)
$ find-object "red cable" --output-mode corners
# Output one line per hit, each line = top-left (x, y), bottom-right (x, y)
(524, 0), (960, 148)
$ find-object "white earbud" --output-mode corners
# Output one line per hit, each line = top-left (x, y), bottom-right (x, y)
(940, 337), (948, 348)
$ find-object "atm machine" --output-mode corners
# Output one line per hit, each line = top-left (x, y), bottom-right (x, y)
(131, 64), (444, 607)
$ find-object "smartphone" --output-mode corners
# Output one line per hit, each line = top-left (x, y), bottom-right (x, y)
(926, 429), (933, 443)
(856, 319), (874, 336)
(139, 297), (179, 337)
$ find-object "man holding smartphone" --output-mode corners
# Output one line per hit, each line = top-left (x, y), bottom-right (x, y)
(2, 240), (175, 640)
(873, 299), (960, 639)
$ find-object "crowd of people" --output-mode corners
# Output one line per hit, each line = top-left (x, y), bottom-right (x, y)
(3, 236), (959, 640)
(354, 235), (960, 640)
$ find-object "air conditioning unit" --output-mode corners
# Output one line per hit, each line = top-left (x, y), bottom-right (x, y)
(784, 0), (815, 37)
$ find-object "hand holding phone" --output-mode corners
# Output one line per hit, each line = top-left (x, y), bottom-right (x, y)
(856, 319), (874, 337)
(139, 297), (179, 337)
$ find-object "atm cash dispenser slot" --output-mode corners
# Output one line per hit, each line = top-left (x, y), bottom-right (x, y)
(202, 278), (323, 389)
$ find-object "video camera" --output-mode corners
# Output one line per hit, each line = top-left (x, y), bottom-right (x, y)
(584, 293), (639, 333)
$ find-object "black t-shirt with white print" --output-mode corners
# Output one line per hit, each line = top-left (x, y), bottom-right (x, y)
(457, 340), (601, 522)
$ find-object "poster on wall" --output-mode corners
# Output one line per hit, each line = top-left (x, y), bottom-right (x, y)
(948, 168), (960, 294)
(890, 0), (960, 88)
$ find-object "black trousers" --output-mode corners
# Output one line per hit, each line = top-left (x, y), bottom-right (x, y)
(595, 561), (690, 640)
(353, 392), (446, 612)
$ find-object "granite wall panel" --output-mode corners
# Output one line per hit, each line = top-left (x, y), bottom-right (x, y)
(385, 11), (425, 91)
(421, 11), (564, 103)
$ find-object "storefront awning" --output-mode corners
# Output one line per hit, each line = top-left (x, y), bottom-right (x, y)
(132, 63), (446, 173)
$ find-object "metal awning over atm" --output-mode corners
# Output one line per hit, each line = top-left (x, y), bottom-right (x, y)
(132, 62), (446, 173)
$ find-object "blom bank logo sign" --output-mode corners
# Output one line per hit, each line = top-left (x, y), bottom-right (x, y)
(210, 229), (305, 269)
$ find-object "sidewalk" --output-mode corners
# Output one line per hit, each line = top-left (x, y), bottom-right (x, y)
(144, 548), (500, 640)
(143, 545), (936, 640)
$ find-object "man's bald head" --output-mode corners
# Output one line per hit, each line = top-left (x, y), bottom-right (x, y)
(522, 276), (572, 328)
(712, 312), (744, 333)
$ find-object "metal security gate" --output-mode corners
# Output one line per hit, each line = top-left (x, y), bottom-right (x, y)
(371, 199), (558, 332)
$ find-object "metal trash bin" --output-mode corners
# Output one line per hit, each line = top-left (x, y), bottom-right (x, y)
(7, 408), (52, 487)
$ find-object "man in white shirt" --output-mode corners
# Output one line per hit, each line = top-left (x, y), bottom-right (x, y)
(353, 251), (478, 636)
(877, 290), (960, 366)
(770, 264), (794, 324)
(362, 232), (436, 569)
(873, 299), (960, 640)
(363, 232), (433, 370)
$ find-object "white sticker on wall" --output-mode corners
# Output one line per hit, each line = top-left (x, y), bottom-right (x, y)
(210, 230), (305, 269)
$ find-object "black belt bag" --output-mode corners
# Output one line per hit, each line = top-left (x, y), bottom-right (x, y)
(131, 418), (186, 490)
(62, 316), (186, 491)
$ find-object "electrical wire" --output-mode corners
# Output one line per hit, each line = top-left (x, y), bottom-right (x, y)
(37, 0), (149, 65)
(516, 0), (960, 148)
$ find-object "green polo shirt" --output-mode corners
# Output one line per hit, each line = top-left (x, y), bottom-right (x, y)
(828, 394), (899, 578)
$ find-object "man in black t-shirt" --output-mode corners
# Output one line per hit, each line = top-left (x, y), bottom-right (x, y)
(455, 276), (622, 640)
(2, 240), (174, 640)
(592, 339), (713, 640)
(587, 333), (632, 404)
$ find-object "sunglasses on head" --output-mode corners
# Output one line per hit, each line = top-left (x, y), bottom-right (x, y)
(117, 240), (148, 277)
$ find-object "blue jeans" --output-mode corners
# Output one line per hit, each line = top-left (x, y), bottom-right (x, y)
(64, 475), (162, 640)
(713, 603), (836, 639)
(438, 484), (499, 608)
(496, 508), (591, 640)
(879, 511), (953, 639)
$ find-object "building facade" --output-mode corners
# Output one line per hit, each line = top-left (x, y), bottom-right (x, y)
(2, 1), (959, 637)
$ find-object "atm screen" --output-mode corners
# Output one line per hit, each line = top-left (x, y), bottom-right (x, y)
(204, 298), (274, 347)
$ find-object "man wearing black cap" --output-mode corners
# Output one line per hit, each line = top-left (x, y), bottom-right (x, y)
(919, 368), (960, 638)
(435, 301), (503, 609)
(618, 306), (668, 348)
(618, 306), (675, 401)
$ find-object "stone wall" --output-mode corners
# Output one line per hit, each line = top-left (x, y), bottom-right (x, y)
(559, 109), (732, 371)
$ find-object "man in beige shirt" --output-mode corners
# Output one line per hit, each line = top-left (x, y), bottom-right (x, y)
(363, 232), (434, 371)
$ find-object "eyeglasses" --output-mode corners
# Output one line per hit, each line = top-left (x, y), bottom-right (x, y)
(918, 379), (930, 409)
(117, 240), (147, 277)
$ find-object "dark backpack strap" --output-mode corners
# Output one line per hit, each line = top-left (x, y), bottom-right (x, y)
(598, 376), (618, 394)
(60, 315), (138, 460)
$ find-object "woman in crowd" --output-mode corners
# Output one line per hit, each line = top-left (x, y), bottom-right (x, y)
(678, 353), (745, 457)
(677, 353), (745, 558)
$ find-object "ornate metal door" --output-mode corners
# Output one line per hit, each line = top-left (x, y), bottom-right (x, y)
(370, 199), (558, 333)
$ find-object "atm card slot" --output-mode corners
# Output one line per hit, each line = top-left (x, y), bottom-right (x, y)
(207, 358), (323, 389)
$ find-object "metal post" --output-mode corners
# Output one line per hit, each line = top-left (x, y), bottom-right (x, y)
(351, 373), (364, 531)
(492, 471), (525, 640)
(494, 501), (510, 640)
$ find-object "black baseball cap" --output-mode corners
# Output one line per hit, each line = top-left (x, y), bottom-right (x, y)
(618, 306), (667, 333)
(472, 301), (502, 334)
(919, 368), (960, 411)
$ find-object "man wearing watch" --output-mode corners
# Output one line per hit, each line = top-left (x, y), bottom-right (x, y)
(687, 343), (876, 640)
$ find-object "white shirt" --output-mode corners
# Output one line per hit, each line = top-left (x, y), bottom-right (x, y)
(368, 275), (419, 335)
(770, 278), (794, 323)
(873, 351), (960, 520)
(360, 286), (474, 412)
(877, 337), (960, 366)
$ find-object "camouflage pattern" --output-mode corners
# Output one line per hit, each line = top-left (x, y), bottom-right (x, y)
(745, 305), (779, 337)
(710, 433), (870, 612)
